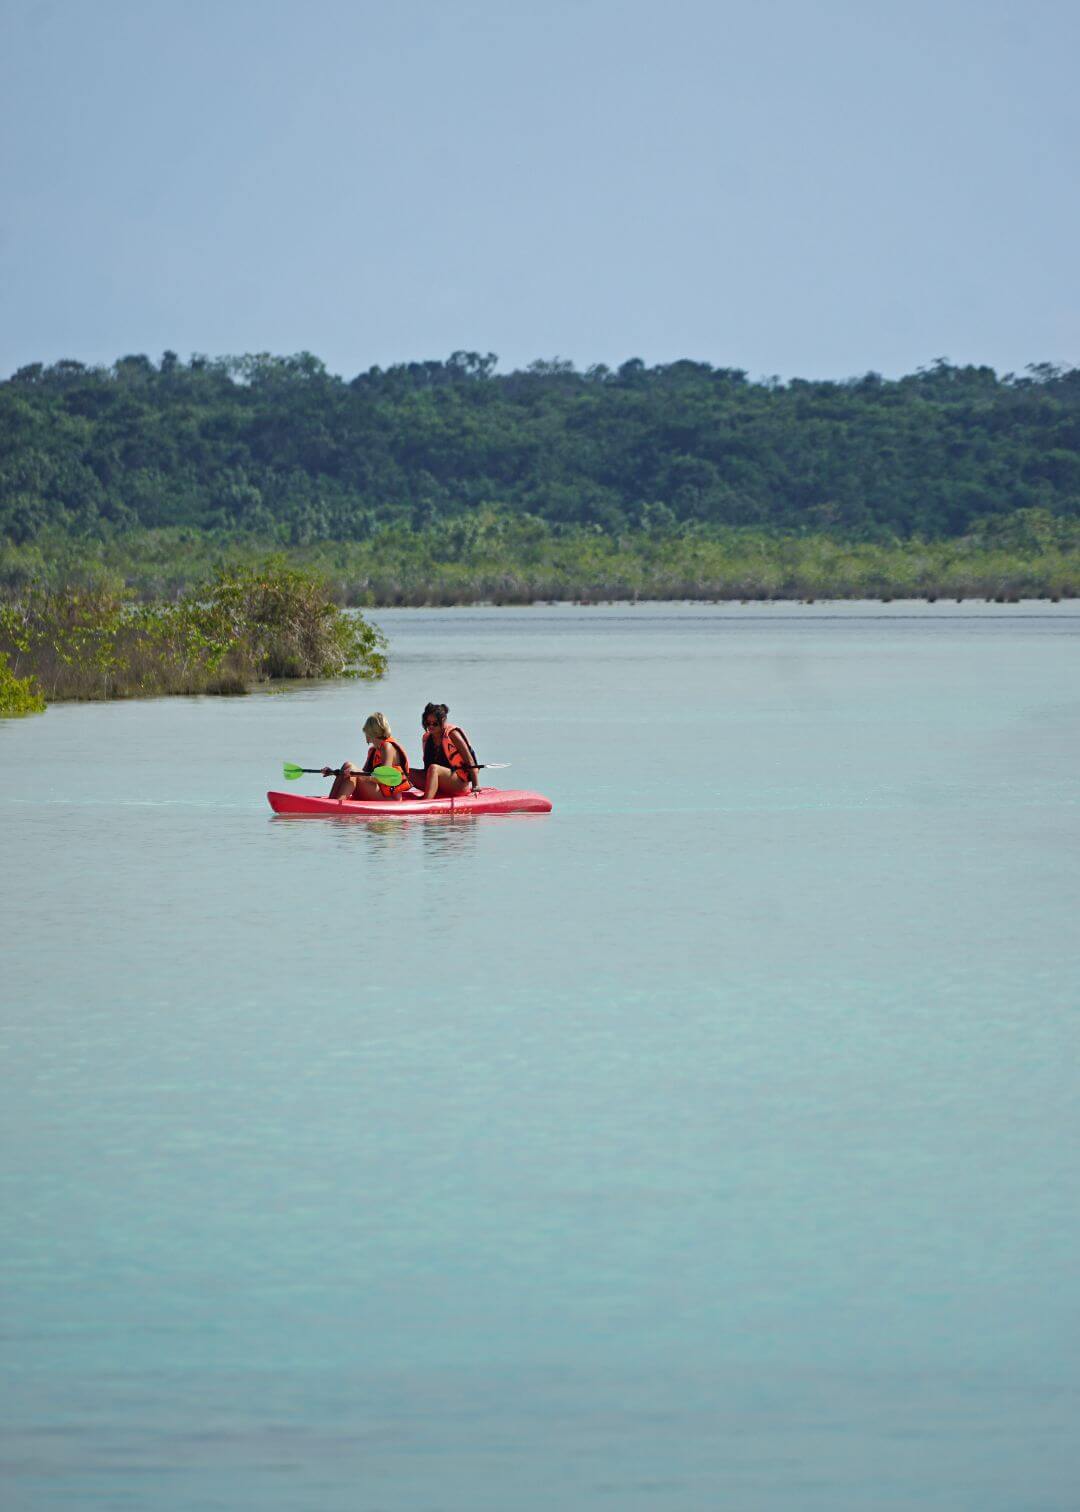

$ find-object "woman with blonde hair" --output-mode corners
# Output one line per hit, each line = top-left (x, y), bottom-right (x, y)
(323, 713), (413, 801)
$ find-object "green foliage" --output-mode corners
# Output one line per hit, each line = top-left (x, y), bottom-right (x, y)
(204, 559), (386, 679)
(3, 348), (1078, 609)
(0, 561), (385, 704)
(2, 519), (1074, 607)
(0, 649), (45, 716)
(3, 352), (1080, 549)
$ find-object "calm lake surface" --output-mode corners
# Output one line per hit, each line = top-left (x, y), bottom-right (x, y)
(2, 602), (1079, 1511)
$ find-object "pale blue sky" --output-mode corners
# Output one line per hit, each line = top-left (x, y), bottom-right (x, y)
(2, 0), (1077, 380)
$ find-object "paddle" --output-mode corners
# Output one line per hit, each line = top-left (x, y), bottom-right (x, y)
(283, 761), (406, 786)
(282, 760), (512, 783)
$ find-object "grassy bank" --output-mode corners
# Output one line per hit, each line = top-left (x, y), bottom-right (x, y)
(2, 516), (1078, 605)
(0, 562), (386, 713)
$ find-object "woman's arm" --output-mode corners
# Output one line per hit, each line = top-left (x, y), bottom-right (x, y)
(450, 729), (479, 789)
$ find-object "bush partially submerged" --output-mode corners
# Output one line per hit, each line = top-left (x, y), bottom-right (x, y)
(0, 560), (386, 706)
(0, 650), (45, 716)
(206, 561), (386, 679)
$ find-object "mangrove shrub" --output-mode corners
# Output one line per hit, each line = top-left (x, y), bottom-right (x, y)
(0, 560), (386, 705)
(0, 650), (45, 716)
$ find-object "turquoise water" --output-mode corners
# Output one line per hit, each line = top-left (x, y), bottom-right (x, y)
(2, 602), (1079, 1510)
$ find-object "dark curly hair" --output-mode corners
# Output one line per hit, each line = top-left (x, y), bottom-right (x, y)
(422, 702), (449, 726)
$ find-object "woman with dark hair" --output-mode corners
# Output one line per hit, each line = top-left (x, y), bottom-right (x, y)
(417, 703), (480, 799)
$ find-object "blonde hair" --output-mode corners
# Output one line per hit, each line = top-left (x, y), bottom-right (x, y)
(363, 712), (391, 742)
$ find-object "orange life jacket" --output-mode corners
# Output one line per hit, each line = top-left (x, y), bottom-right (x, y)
(440, 724), (477, 783)
(368, 737), (411, 798)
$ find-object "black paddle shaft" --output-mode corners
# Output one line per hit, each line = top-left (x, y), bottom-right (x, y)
(305, 764), (497, 775)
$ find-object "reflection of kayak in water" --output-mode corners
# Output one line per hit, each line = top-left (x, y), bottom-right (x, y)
(267, 788), (553, 817)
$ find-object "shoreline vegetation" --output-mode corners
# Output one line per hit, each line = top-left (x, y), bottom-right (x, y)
(2, 351), (1078, 711)
(2, 515), (1077, 608)
(2, 526), (1076, 717)
(0, 562), (386, 715)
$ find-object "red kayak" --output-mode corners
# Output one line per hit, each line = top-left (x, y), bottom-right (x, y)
(267, 787), (552, 818)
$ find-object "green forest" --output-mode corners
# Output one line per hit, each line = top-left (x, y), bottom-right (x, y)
(2, 351), (1079, 601)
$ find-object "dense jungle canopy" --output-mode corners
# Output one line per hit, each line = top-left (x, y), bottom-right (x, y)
(2, 352), (1079, 548)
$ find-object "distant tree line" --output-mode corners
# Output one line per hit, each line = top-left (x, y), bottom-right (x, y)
(2, 350), (1079, 547)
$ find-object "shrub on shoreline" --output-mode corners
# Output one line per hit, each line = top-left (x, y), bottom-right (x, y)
(0, 650), (45, 716)
(0, 560), (386, 707)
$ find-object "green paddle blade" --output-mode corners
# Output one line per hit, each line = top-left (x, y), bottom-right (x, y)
(371, 764), (407, 788)
(283, 762), (306, 780)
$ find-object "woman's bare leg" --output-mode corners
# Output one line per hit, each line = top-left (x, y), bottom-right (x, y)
(424, 764), (470, 801)
(328, 769), (355, 799)
(328, 771), (383, 800)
